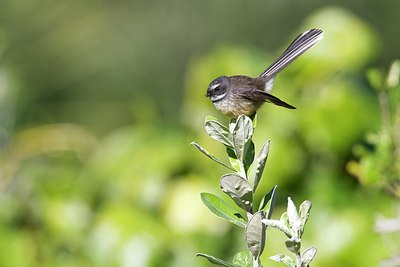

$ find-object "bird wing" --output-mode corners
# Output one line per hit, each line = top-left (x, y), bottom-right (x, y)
(259, 29), (323, 78)
(236, 89), (296, 109)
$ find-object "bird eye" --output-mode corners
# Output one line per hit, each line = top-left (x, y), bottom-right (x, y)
(210, 82), (221, 92)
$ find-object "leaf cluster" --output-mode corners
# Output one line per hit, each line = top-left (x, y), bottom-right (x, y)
(192, 115), (316, 267)
(348, 60), (400, 197)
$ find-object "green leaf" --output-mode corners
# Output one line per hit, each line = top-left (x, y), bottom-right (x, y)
(243, 140), (255, 174)
(270, 254), (296, 267)
(246, 211), (266, 259)
(286, 197), (299, 236)
(259, 185), (278, 219)
(301, 247), (317, 267)
(200, 193), (246, 228)
(250, 140), (270, 192)
(205, 120), (233, 148)
(232, 115), (254, 163)
(298, 200), (312, 236)
(191, 142), (236, 171)
(232, 250), (253, 267)
(285, 237), (301, 254)
(227, 147), (241, 172)
(220, 174), (253, 211)
(196, 253), (236, 267)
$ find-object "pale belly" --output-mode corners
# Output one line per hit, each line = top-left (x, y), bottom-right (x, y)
(213, 97), (262, 118)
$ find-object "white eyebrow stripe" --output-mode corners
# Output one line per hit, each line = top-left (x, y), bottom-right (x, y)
(211, 83), (220, 90)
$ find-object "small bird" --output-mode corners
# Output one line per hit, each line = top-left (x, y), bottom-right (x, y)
(206, 29), (324, 118)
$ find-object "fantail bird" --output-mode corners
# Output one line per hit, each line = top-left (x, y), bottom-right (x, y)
(206, 28), (324, 118)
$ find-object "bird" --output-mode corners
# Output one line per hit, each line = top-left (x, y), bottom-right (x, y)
(205, 28), (324, 118)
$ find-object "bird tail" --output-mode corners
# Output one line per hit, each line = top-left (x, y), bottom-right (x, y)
(259, 29), (324, 78)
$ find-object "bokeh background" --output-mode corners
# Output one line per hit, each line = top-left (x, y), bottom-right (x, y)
(1, 1), (400, 266)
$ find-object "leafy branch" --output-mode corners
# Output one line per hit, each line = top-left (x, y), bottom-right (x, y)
(192, 115), (316, 267)
(348, 60), (400, 266)
(348, 60), (400, 196)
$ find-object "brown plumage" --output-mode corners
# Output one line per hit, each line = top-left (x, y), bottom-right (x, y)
(206, 29), (323, 118)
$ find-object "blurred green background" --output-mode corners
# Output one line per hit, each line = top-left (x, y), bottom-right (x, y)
(1, 1), (400, 266)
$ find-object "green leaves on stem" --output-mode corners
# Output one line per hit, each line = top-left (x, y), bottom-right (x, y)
(232, 116), (255, 174)
(193, 115), (316, 267)
(264, 198), (316, 267)
(195, 115), (255, 177)
(349, 60), (400, 198)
